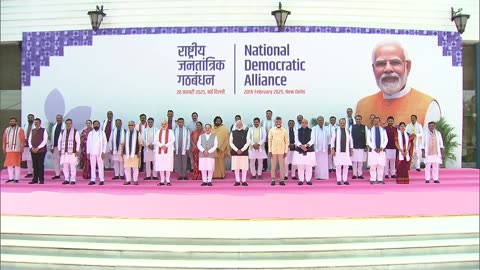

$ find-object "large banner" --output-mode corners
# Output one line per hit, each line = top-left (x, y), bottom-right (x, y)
(21, 26), (463, 166)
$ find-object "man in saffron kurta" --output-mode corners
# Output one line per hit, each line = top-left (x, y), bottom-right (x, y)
(58, 119), (81, 185)
(355, 40), (441, 127)
(122, 121), (143, 185)
(3, 117), (25, 183)
(211, 116), (230, 179)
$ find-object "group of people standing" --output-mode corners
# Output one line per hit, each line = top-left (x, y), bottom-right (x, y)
(3, 108), (444, 186)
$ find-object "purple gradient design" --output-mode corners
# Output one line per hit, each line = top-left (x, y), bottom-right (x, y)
(21, 26), (462, 87)
(44, 89), (92, 131)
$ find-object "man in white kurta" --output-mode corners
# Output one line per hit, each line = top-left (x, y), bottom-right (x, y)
(367, 117), (388, 184)
(262, 109), (273, 171)
(174, 118), (191, 180)
(58, 119), (80, 185)
(293, 119), (316, 185)
(122, 121), (143, 185)
(406, 115), (423, 171)
(421, 122), (444, 184)
(327, 116), (338, 172)
(143, 117), (158, 180)
(22, 113), (35, 178)
(284, 120), (297, 180)
(313, 116), (330, 180)
(247, 118), (267, 180)
(110, 119), (125, 180)
(331, 118), (353, 185)
(198, 124), (218, 186)
(230, 120), (251, 186)
(155, 120), (175, 186)
(87, 120), (108, 185)
(50, 114), (65, 179)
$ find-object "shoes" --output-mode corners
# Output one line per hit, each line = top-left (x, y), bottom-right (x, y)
(61, 181), (70, 185)
(177, 176), (183, 180)
(152, 177), (159, 180)
(358, 176), (365, 179)
(242, 182), (248, 186)
(207, 182), (212, 186)
(52, 175), (61, 180)
(70, 182), (76, 185)
(271, 181), (276, 186)
(123, 182), (131, 185)
(391, 175), (397, 178)
(183, 177), (189, 180)
(120, 176), (126, 180)
(28, 180), (37, 184)
(5, 179), (14, 183)
(284, 176), (288, 180)
(201, 182), (207, 186)
(291, 176), (298, 180)
(306, 181), (312, 185)
(425, 180), (430, 183)
(167, 183), (172, 186)
(257, 175), (263, 180)
(337, 182), (342, 185)
(298, 181), (303, 186)
(384, 175), (389, 179)
(352, 176), (357, 179)
(250, 175), (256, 180)
(99, 182), (104, 186)
(344, 181), (350, 185)
(25, 174), (33, 178)
(234, 182), (240, 186)
(134, 182), (139, 185)
(143, 177), (151, 180)
(329, 169), (333, 173)
(88, 181), (95, 185)
(378, 181), (385, 185)
(39, 181), (44, 184)
(14, 180), (19, 183)
(370, 181), (375, 185)
(112, 176), (120, 180)
(416, 168), (421, 172)
(434, 180), (440, 184)
(158, 182), (165, 186)
(279, 181), (285, 186)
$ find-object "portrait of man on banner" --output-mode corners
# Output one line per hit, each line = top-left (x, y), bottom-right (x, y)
(355, 40), (442, 126)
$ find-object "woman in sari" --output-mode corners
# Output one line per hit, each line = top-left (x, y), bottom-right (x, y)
(190, 122), (204, 180)
(80, 120), (93, 179)
(395, 122), (415, 184)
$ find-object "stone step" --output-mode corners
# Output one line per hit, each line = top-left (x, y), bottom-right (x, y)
(1, 253), (478, 270)
(2, 232), (478, 246)
(1, 238), (478, 260)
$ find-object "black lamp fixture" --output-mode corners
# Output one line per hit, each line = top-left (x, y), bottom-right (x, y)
(451, 7), (470, 34)
(271, 2), (291, 31)
(87, 5), (106, 31)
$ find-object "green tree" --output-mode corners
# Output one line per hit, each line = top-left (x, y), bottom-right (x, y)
(434, 117), (460, 167)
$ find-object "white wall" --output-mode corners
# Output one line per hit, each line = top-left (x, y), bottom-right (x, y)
(1, 0), (479, 42)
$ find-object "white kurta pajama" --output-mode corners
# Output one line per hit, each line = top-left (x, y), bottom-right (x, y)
(23, 123), (34, 175)
(143, 127), (158, 178)
(313, 125), (330, 180)
(247, 126), (267, 177)
(406, 122), (424, 169)
(86, 129), (108, 183)
(197, 134), (218, 183)
(331, 128), (353, 183)
(293, 128), (316, 183)
(122, 130), (143, 183)
(367, 126), (388, 183)
(109, 128), (125, 177)
(58, 128), (81, 182)
(421, 130), (444, 182)
(327, 124), (338, 170)
(230, 130), (251, 183)
(154, 129), (175, 183)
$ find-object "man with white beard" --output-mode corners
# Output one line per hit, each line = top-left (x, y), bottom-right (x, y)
(355, 40), (441, 126)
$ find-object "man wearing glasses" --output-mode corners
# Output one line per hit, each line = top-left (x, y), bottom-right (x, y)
(355, 40), (441, 127)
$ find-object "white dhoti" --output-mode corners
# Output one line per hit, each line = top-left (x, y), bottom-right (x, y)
(314, 151), (329, 180)
(384, 149), (397, 176)
(368, 151), (386, 182)
(155, 152), (174, 183)
(60, 153), (77, 182)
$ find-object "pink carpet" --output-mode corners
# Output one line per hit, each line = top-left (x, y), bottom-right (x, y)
(1, 168), (479, 219)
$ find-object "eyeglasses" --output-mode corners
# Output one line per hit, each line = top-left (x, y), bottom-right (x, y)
(373, 59), (404, 69)
(128, 125), (134, 126)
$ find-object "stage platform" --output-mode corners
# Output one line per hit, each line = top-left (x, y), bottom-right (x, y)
(1, 168), (478, 219)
